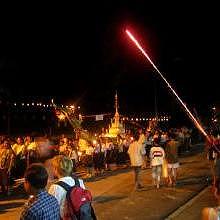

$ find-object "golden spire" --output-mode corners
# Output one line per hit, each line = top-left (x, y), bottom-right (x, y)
(115, 91), (119, 114)
(114, 91), (119, 127)
(104, 91), (125, 138)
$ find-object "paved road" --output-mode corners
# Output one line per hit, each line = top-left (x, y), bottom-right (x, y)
(0, 146), (213, 220)
(166, 186), (217, 220)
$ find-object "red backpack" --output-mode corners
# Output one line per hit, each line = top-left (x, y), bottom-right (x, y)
(56, 178), (96, 220)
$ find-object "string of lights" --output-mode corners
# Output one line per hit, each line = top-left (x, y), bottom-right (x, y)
(0, 101), (81, 110)
(122, 116), (170, 122)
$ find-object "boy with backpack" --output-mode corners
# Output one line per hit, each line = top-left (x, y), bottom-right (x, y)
(48, 155), (96, 220)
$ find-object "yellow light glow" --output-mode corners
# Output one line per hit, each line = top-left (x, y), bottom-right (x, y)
(58, 114), (65, 121)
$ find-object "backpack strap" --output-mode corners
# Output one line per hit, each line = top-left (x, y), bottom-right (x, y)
(55, 178), (81, 191)
(56, 181), (77, 216)
(73, 177), (80, 187)
(56, 181), (72, 192)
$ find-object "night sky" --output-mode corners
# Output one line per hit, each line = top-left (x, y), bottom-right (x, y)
(1, 2), (219, 121)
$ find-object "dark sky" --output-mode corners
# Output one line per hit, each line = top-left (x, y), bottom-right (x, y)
(0, 2), (219, 118)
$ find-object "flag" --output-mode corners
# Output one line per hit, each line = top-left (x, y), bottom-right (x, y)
(96, 114), (103, 121)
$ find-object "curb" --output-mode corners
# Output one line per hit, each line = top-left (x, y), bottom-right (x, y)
(165, 185), (210, 219)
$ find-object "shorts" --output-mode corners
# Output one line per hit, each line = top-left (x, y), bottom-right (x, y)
(167, 162), (179, 169)
(152, 165), (162, 178)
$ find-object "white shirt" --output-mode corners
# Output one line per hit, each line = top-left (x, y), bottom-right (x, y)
(48, 176), (85, 218)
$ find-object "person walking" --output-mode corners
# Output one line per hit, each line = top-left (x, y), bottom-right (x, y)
(150, 138), (165, 189)
(138, 128), (147, 169)
(165, 132), (180, 187)
(128, 132), (145, 191)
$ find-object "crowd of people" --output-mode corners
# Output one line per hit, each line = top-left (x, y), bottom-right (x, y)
(0, 126), (192, 195)
(3, 121), (220, 219)
(0, 125), (199, 219)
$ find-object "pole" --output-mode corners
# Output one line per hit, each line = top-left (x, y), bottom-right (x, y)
(154, 81), (158, 120)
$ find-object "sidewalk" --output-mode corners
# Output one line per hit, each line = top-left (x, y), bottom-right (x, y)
(166, 185), (217, 219)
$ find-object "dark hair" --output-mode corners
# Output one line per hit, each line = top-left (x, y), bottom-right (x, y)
(24, 163), (48, 189)
(153, 137), (160, 145)
(133, 132), (139, 141)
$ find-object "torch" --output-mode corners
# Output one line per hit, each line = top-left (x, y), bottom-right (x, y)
(125, 29), (211, 143)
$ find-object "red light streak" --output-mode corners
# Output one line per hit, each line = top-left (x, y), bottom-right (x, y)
(126, 29), (210, 142)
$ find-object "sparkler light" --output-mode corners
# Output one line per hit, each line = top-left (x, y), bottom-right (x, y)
(126, 29), (210, 142)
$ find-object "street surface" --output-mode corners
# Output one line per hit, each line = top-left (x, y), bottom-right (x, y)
(0, 144), (215, 220)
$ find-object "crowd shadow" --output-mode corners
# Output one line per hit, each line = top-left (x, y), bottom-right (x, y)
(0, 201), (24, 213)
(85, 166), (132, 182)
(177, 175), (210, 187)
(0, 184), (28, 202)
